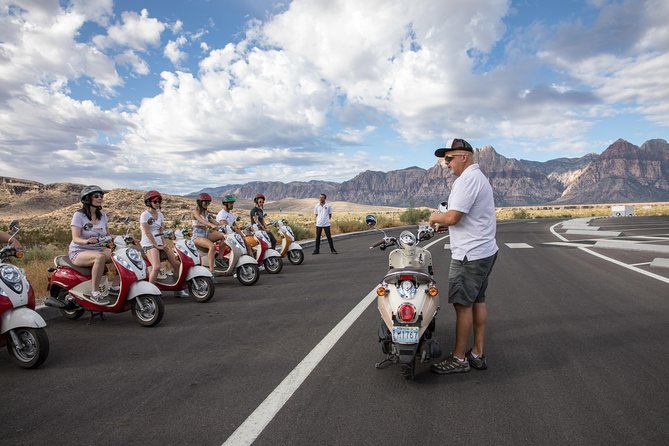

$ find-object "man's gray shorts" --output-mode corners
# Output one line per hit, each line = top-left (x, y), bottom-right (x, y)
(447, 252), (498, 306)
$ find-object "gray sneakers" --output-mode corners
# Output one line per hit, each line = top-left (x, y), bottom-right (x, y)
(431, 354), (470, 374)
(466, 349), (488, 370)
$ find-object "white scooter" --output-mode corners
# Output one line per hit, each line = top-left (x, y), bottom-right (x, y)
(366, 215), (441, 380)
(242, 223), (283, 274)
(206, 225), (260, 286)
(0, 221), (49, 369)
(272, 219), (304, 265)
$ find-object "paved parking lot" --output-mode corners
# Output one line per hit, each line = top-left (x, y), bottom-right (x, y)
(549, 215), (669, 281)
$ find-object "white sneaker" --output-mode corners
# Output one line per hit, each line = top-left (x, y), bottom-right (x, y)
(91, 291), (111, 305)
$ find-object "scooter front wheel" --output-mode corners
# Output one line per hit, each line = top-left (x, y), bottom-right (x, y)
(7, 327), (50, 369)
(237, 264), (259, 286)
(263, 256), (283, 274)
(188, 276), (215, 303)
(131, 294), (165, 327)
(287, 249), (304, 265)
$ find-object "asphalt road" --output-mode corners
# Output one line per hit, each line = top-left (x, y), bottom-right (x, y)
(2, 217), (669, 445)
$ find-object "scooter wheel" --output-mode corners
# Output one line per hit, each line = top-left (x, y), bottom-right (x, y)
(236, 264), (259, 286)
(131, 295), (164, 327)
(287, 249), (304, 265)
(188, 276), (215, 303)
(61, 307), (85, 320)
(7, 327), (50, 369)
(263, 256), (283, 274)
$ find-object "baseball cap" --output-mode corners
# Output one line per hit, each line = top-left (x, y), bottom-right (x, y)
(434, 138), (473, 157)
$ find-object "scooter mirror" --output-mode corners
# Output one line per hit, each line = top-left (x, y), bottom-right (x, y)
(83, 222), (93, 230)
(236, 216), (241, 221)
(147, 217), (155, 225)
(365, 214), (377, 227)
(9, 220), (19, 231)
(438, 201), (448, 213)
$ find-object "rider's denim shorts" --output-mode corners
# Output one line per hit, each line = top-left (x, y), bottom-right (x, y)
(447, 252), (498, 306)
(192, 228), (208, 240)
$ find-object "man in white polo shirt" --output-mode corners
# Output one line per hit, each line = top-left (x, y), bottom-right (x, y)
(428, 138), (498, 375)
(313, 193), (337, 254)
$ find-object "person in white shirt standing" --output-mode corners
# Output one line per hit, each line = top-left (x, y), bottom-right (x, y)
(313, 194), (337, 254)
(428, 138), (498, 375)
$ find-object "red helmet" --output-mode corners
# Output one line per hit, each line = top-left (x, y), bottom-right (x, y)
(197, 192), (212, 206)
(254, 193), (266, 203)
(144, 190), (162, 205)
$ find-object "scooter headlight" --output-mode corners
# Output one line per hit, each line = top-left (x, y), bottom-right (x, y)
(0, 264), (23, 293)
(126, 248), (144, 270)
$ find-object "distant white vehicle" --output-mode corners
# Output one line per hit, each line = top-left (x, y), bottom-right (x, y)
(611, 205), (634, 217)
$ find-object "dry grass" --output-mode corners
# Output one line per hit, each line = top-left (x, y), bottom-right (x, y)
(496, 202), (669, 220)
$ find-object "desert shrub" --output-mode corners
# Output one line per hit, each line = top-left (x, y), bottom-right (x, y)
(400, 208), (431, 225)
(511, 209), (529, 220)
(284, 220), (311, 241)
(333, 219), (369, 234)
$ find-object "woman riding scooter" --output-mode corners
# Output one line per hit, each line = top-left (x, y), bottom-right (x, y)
(67, 185), (117, 305)
(190, 193), (226, 274)
(140, 190), (180, 283)
(216, 195), (254, 257)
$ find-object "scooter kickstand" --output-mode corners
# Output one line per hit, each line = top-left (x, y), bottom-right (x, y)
(88, 311), (106, 322)
(375, 355), (398, 369)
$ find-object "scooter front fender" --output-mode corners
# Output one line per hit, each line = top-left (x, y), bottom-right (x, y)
(288, 242), (302, 251)
(236, 255), (257, 267)
(263, 248), (281, 259)
(1, 307), (46, 334)
(126, 281), (162, 300)
(185, 265), (213, 281)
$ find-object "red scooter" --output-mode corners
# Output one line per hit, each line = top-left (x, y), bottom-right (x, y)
(46, 234), (165, 327)
(242, 223), (283, 274)
(146, 229), (215, 303)
(1, 221), (49, 369)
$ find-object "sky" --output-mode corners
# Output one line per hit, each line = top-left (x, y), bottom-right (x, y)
(1, 0), (668, 194)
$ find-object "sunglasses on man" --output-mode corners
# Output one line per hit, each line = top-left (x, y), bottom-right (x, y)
(444, 154), (467, 163)
(91, 193), (104, 199)
(151, 199), (162, 204)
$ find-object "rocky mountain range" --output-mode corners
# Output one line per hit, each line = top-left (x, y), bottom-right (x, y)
(1, 138), (667, 216)
(199, 138), (669, 206)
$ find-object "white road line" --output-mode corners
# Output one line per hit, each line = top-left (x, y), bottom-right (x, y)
(222, 234), (450, 446)
(550, 222), (669, 284)
(505, 243), (533, 248)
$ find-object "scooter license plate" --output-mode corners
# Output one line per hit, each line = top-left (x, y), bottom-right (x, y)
(392, 326), (419, 344)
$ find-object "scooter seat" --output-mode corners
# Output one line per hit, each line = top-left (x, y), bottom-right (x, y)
(384, 267), (433, 284)
(55, 255), (93, 276)
(55, 255), (110, 276)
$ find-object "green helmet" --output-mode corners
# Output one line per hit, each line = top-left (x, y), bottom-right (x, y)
(222, 195), (236, 204)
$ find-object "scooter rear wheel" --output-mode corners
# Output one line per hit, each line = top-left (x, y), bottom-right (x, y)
(7, 327), (50, 369)
(131, 294), (164, 327)
(287, 249), (304, 265)
(188, 276), (215, 303)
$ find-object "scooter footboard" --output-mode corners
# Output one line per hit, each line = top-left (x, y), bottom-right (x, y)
(1, 307), (46, 333)
(127, 281), (162, 300)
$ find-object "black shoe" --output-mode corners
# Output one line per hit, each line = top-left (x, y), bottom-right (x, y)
(312, 251), (319, 255)
(465, 349), (488, 370)
(331, 250), (338, 254)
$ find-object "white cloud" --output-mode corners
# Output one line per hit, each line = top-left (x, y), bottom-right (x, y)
(164, 35), (188, 66)
(93, 8), (165, 52)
